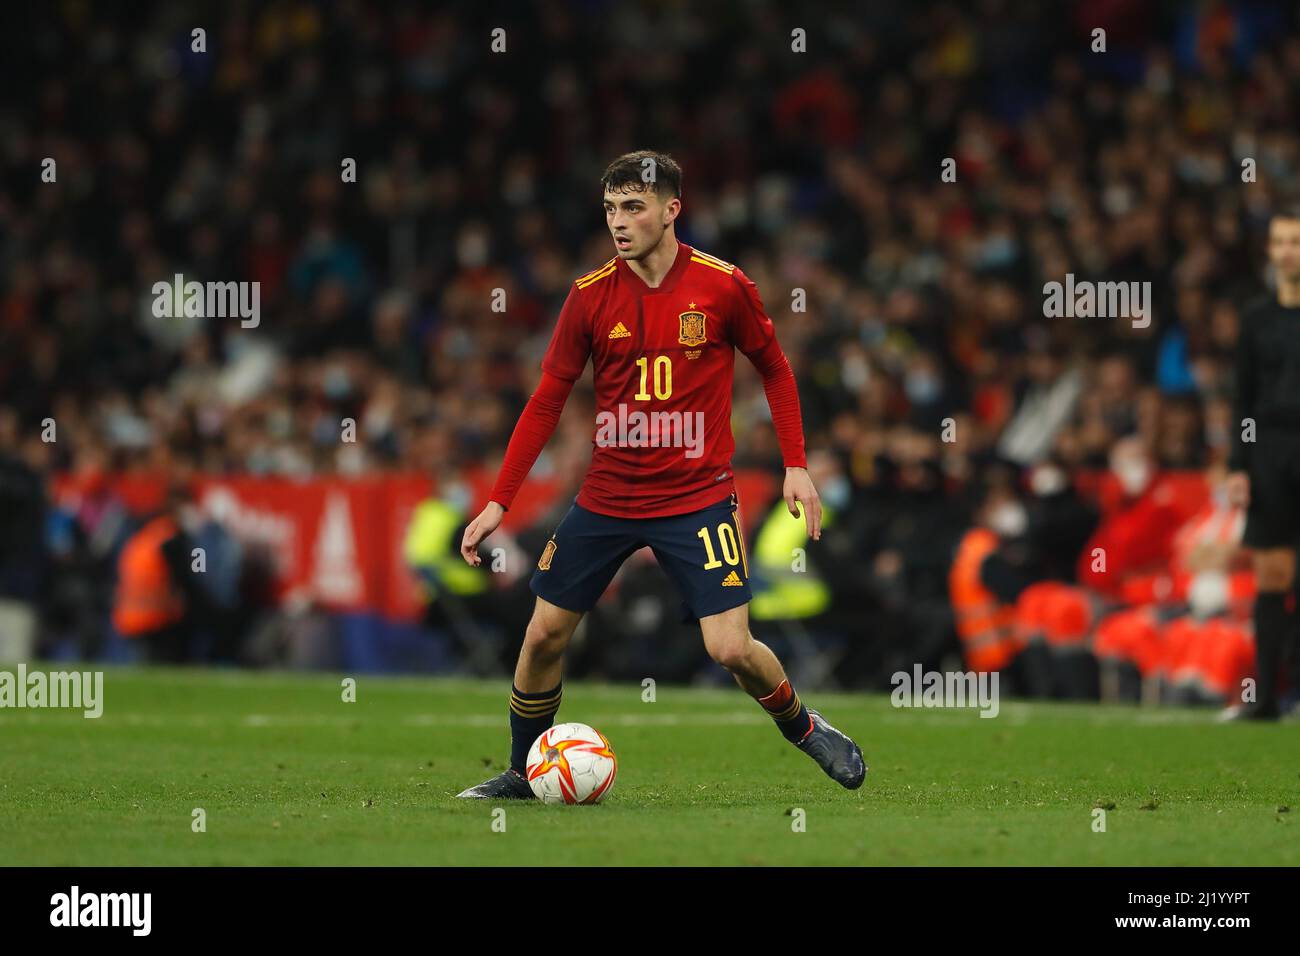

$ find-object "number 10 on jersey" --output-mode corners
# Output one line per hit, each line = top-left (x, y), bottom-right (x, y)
(634, 354), (673, 400)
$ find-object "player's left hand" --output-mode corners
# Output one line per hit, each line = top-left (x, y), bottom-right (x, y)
(783, 466), (822, 540)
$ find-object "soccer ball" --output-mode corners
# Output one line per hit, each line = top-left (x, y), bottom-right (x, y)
(525, 722), (617, 804)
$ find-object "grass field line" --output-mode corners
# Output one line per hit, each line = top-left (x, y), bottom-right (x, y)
(3, 667), (755, 701)
(0, 667), (1243, 726)
(0, 705), (1222, 728)
(877, 704), (1219, 726)
(0, 710), (772, 728)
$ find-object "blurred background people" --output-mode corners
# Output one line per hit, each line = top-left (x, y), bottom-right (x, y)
(1, 2), (1298, 708)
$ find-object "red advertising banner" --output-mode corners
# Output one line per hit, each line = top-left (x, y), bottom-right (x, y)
(50, 470), (781, 622)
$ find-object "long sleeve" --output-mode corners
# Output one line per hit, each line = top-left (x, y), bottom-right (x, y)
(488, 370), (576, 510)
(730, 266), (807, 469)
(489, 284), (591, 509)
(744, 336), (807, 468)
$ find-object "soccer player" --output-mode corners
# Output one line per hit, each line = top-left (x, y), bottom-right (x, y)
(1223, 205), (1300, 720)
(455, 151), (866, 797)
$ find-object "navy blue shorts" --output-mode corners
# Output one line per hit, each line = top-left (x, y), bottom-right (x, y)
(530, 492), (752, 622)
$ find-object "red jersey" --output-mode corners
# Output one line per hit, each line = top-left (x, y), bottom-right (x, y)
(535, 240), (805, 518)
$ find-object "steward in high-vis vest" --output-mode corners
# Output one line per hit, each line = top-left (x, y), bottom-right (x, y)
(947, 467), (1049, 675)
(113, 480), (230, 665)
(948, 526), (1023, 672)
(404, 497), (490, 607)
(113, 514), (186, 640)
(750, 500), (835, 622)
(405, 488), (515, 674)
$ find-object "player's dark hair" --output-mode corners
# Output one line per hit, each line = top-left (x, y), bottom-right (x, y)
(1269, 201), (1300, 224)
(600, 150), (682, 202)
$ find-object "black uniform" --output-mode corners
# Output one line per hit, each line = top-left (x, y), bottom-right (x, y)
(1231, 296), (1300, 548)
(1231, 293), (1300, 717)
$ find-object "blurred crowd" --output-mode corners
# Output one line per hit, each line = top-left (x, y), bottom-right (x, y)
(2, 1), (1298, 696)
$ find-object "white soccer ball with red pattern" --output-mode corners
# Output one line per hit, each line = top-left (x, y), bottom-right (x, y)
(526, 722), (617, 804)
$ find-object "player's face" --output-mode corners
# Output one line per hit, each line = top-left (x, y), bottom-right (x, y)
(1267, 217), (1300, 282)
(604, 187), (671, 259)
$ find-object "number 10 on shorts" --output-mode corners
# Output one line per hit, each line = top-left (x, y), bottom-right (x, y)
(697, 521), (742, 571)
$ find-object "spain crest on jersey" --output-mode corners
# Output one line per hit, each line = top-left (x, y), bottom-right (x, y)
(678, 310), (707, 347)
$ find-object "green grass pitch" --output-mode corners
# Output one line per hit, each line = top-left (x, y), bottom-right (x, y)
(1, 667), (1295, 865)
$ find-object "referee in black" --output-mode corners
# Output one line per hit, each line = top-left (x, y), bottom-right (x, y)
(1224, 206), (1300, 720)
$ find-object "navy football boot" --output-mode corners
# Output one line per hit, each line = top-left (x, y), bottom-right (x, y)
(456, 767), (536, 799)
(796, 709), (867, 789)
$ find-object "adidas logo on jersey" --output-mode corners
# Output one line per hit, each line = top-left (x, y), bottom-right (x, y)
(608, 322), (631, 339)
(721, 570), (744, 587)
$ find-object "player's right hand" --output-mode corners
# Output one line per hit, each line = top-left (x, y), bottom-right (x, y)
(460, 501), (505, 566)
(1224, 471), (1250, 509)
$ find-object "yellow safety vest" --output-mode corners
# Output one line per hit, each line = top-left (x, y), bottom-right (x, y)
(403, 500), (489, 599)
(749, 502), (835, 620)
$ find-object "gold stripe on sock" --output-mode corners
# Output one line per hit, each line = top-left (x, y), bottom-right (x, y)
(510, 693), (562, 716)
(510, 694), (561, 710)
(511, 688), (562, 704)
(773, 694), (803, 721)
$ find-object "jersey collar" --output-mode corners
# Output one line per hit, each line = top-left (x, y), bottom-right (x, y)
(617, 239), (691, 296)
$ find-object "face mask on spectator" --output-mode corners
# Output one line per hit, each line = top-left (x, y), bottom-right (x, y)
(978, 235), (1018, 269)
(1030, 464), (1067, 497)
(905, 371), (941, 405)
(840, 353), (870, 393)
(1114, 459), (1152, 496)
(822, 476), (850, 510)
(324, 367), (352, 399)
(178, 504), (203, 535)
(442, 481), (471, 514)
(1212, 484), (1230, 509)
(457, 231), (489, 268)
(988, 501), (1028, 538)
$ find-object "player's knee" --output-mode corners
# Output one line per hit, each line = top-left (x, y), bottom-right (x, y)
(523, 608), (575, 658)
(706, 633), (752, 671)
